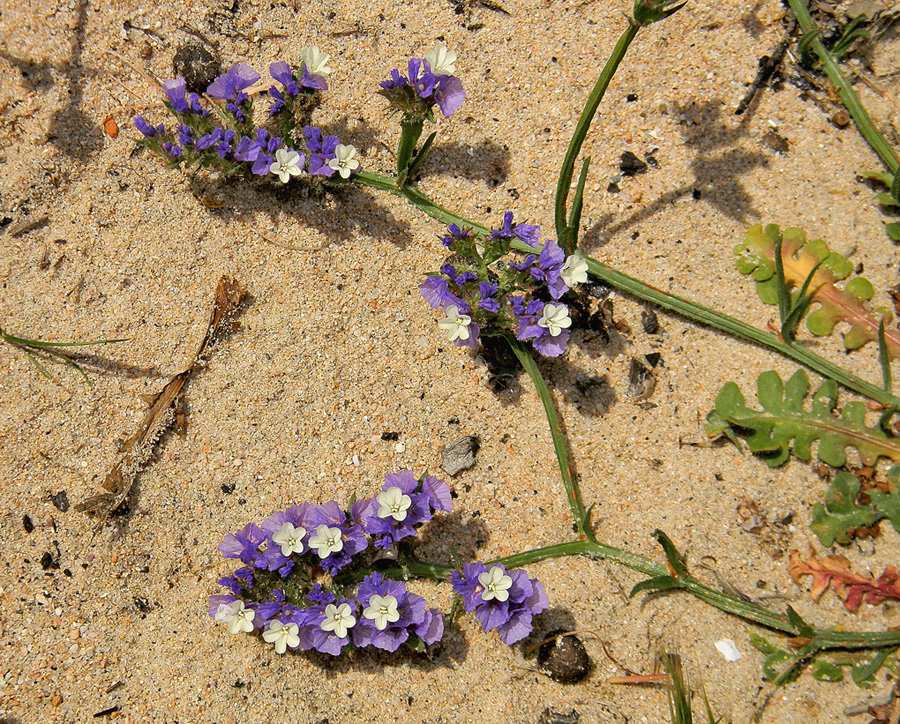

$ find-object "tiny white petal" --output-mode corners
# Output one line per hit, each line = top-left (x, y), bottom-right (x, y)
(218, 600), (255, 634)
(270, 147), (303, 183)
(437, 305), (471, 342)
(263, 620), (300, 654)
(272, 522), (306, 556)
(537, 303), (571, 337)
(363, 594), (401, 631)
(478, 566), (513, 602)
(301, 46), (332, 76)
(424, 45), (457, 76)
(321, 602), (356, 638)
(308, 524), (344, 558)
(327, 144), (360, 179)
(376, 486), (412, 521)
(715, 639), (742, 662)
(560, 253), (589, 287)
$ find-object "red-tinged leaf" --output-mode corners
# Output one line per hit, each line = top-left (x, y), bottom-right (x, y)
(789, 550), (900, 611)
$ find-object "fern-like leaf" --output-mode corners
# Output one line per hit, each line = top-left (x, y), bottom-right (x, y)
(734, 224), (898, 356)
(706, 369), (900, 467)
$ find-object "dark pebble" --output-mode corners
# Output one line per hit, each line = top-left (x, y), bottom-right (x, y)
(381, 431), (400, 441)
(641, 309), (659, 334)
(173, 43), (221, 95)
(619, 151), (648, 176)
(23, 514), (34, 533)
(52, 490), (70, 512)
(539, 709), (580, 724)
(537, 629), (592, 683)
(628, 356), (656, 400)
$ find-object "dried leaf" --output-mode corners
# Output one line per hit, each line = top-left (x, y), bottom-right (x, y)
(735, 224), (898, 356)
(78, 277), (247, 520)
(788, 549), (900, 611)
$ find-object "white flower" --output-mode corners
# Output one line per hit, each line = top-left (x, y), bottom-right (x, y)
(363, 594), (401, 631)
(214, 600), (255, 634)
(376, 486), (412, 522)
(320, 602), (356, 638)
(301, 46), (332, 77)
(560, 253), (589, 287)
(272, 522), (306, 557)
(269, 147), (303, 183)
(437, 305), (472, 342)
(715, 639), (742, 662)
(262, 620), (300, 654)
(478, 565), (513, 602)
(537, 303), (572, 337)
(308, 524), (344, 558)
(327, 144), (360, 179)
(424, 45), (457, 76)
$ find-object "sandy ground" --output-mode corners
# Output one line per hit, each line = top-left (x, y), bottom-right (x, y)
(3, 0), (900, 721)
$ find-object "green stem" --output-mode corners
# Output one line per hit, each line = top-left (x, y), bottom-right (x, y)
(396, 117), (425, 187)
(503, 334), (589, 537)
(787, 0), (899, 174)
(555, 20), (641, 252)
(397, 538), (900, 649)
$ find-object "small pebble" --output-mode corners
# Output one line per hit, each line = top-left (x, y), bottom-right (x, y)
(441, 435), (479, 476)
(537, 629), (591, 684)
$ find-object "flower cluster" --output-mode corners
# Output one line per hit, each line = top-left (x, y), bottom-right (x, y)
(210, 470), (451, 655)
(419, 212), (589, 356)
(134, 50), (360, 186)
(451, 562), (549, 645)
(378, 45), (466, 120)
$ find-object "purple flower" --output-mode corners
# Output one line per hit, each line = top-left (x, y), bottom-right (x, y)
(134, 116), (163, 138)
(297, 588), (357, 655)
(305, 128), (340, 177)
(299, 66), (328, 90)
(207, 62), (261, 100)
(252, 153), (274, 175)
(441, 223), (471, 248)
(451, 563), (548, 645)
(217, 574), (243, 596)
(215, 129), (236, 158)
(478, 282), (500, 313)
(380, 68), (409, 90)
(515, 299), (570, 357)
(195, 128), (223, 151)
(410, 58), (437, 99)
(233, 135), (260, 162)
(269, 61), (301, 96)
(162, 142), (183, 158)
(176, 125), (193, 147)
(305, 501), (368, 574)
(531, 239), (568, 299)
(218, 522), (266, 566)
(352, 573), (438, 652)
(434, 75), (466, 117)
(162, 78), (190, 113)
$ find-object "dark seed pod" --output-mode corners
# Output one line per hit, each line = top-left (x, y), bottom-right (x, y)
(173, 42), (221, 95)
(537, 629), (591, 684)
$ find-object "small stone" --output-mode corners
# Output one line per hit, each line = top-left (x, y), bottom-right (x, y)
(23, 514), (34, 533)
(831, 110), (850, 128)
(441, 435), (479, 476)
(628, 356), (656, 401)
(619, 151), (648, 176)
(640, 309), (659, 334)
(51, 491), (70, 512)
(539, 708), (580, 724)
(172, 42), (221, 95)
(537, 629), (591, 684)
(760, 129), (789, 154)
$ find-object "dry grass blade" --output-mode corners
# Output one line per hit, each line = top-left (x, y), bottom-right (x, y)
(77, 276), (248, 520)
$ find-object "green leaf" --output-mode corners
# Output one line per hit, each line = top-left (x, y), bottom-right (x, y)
(735, 224), (899, 357)
(867, 468), (900, 534)
(749, 633), (803, 683)
(709, 369), (900, 468)
(851, 647), (894, 688)
(810, 472), (878, 546)
(629, 575), (679, 597)
(811, 660), (844, 681)
(652, 529), (688, 576)
(877, 192), (900, 207)
(886, 223), (900, 242)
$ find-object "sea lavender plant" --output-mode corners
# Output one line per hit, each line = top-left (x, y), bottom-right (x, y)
(210, 470), (548, 656)
(134, 50), (359, 189)
(419, 212), (588, 357)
